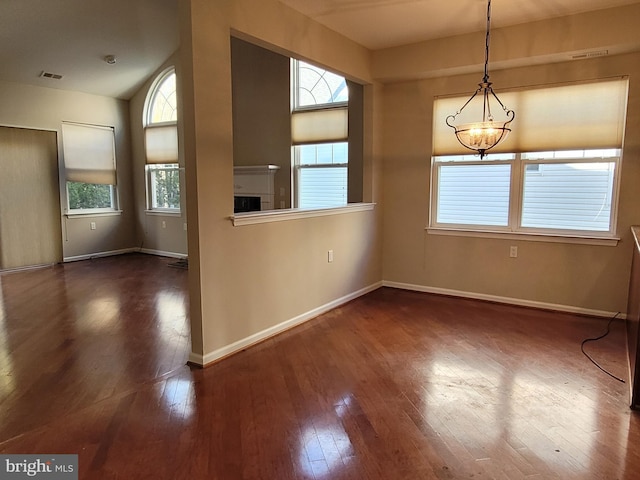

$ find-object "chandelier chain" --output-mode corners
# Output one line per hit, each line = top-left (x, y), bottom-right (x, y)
(483, 0), (492, 83)
(445, 0), (515, 159)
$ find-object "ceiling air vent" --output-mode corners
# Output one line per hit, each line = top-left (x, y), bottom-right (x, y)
(39, 71), (64, 80)
(571, 50), (609, 60)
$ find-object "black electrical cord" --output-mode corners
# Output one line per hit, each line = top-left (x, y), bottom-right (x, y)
(581, 312), (625, 383)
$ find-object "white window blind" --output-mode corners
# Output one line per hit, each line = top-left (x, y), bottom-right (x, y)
(144, 124), (178, 164)
(291, 108), (348, 145)
(62, 122), (116, 185)
(520, 160), (616, 231)
(436, 163), (511, 226)
(298, 166), (348, 208)
(433, 78), (628, 156)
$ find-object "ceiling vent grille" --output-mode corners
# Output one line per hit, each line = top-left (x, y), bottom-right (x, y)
(571, 50), (609, 60)
(40, 71), (64, 80)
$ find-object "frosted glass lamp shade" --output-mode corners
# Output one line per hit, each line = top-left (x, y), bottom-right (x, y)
(453, 121), (511, 154)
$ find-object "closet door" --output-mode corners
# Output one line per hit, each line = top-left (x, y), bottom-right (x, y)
(0, 127), (62, 269)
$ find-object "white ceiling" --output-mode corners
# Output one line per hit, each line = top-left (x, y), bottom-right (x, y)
(0, 0), (179, 100)
(278, 0), (640, 50)
(1, 0), (638, 99)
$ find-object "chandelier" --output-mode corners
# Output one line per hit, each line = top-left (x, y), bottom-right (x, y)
(446, 0), (515, 159)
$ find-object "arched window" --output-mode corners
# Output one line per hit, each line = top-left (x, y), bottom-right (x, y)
(144, 68), (180, 211)
(147, 69), (177, 125)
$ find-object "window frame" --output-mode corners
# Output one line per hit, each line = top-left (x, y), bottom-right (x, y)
(66, 182), (119, 215)
(293, 142), (349, 209)
(145, 163), (181, 212)
(62, 122), (119, 215)
(292, 59), (348, 111)
(291, 59), (350, 209)
(145, 67), (177, 125)
(144, 67), (180, 213)
(429, 150), (622, 243)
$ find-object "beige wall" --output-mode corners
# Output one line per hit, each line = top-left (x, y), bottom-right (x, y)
(0, 80), (136, 261)
(380, 51), (640, 314)
(179, 0), (382, 363)
(129, 52), (188, 256)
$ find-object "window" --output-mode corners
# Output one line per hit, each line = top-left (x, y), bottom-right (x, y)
(144, 67), (180, 212)
(62, 122), (117, 213)
(292, 60), (349, 208)
(430, 78), (628, 238)
(147, 164), (180, 209)
(67, 183), (115, 210)
(432, 150), (620, 235)
(296, 143), (348, 208)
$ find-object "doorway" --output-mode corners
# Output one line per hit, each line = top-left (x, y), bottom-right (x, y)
(0, 126), (62, 269)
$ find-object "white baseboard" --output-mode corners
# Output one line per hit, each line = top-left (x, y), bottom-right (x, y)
(139, 248), (188, 259)
(382, 280), (625, 319)
(0, 263), (56, 274)
(189, 281), (383, 367)
(64, 248), (187, 263)
(63, 248), (138, 263)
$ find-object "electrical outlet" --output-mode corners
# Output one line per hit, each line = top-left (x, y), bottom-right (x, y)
(183, 223), (187, 231)
(510, 246), (518, 258)
(328, 250), (334, 263)
(90, 222), (96, 230)
(162, 221), (166, 229)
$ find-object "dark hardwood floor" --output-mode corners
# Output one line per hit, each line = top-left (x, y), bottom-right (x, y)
(1, 253), (638, 479)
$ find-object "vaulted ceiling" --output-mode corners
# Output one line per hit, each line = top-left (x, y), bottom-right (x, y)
(1, 0), (637, 99)
(0, 0), (179, 99)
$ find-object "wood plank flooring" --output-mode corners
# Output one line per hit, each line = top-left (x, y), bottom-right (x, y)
(1, 253), (638, 479)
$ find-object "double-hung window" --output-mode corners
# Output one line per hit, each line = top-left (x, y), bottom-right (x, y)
(62, 122), (118, 213)
(291, 60), (349, 209)
(430, 78), (628, 239)
(144, 67), (180, 211)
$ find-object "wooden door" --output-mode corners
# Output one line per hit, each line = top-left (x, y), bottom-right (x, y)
(0, 126), (62, 269)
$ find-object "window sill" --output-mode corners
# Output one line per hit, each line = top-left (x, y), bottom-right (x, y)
(65, 210), (122, 218)
(145, 209), (182, 217)
(426, 226), (620, 246)
(231, 203), (376, 226)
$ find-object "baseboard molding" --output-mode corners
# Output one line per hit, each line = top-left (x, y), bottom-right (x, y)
(0, 263), (56, 275)
(139, 248), (188, 259)
(190, 281), (384, 367)
(383, 280), (625, 319)
(64, 248), (187, 263)
(63, 248), (138, 263)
